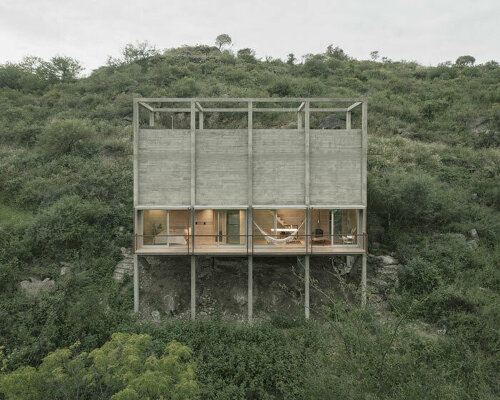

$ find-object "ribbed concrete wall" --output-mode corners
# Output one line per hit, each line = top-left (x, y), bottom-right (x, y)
(196, 130), (247, 205)
(253, 130), (305, 205)
(137, 128), (364, 207)
(138, 129), (190, 205)
(310, 129), (362, 205)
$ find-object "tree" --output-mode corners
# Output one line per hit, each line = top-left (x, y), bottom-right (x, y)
(37, 119), (93, 155)
(303, 55), (329, 77)
(370, 51), (380, 61)
(16, 56), (82, 82)
(455, 55), (476, 66)
(286, 53), (296, 65)
(326, 44), (348, 60)
(237, 48), (257, 63)
(122, 41), (160, 64)
(47, 56), (83, 81)
(0, 333), (199, 400)
(215, 34), (232, 51)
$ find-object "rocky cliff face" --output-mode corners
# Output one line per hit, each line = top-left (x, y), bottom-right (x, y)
(134, 255), (364, 322)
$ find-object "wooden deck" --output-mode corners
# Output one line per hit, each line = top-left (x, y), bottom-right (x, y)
(135, 245), (366, 256)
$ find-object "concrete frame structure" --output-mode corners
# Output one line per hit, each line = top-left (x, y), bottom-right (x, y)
(132, 98), (368, 320)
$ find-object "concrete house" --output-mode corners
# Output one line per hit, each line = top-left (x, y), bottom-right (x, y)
(133, 98), (367, 321)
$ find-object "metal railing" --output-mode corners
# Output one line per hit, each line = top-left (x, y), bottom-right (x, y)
(133, 233), (367, 254)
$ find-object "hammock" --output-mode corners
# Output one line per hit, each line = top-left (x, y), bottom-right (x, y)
(253, 220), (305, 244)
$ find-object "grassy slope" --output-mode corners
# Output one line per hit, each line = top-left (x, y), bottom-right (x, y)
(0, 45), (498, 399)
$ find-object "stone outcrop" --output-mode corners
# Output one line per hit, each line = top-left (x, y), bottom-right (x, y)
(113, 247), (134, 281)
(19, 277), (56, 296)
(466, 117), (488, 137)
(60, 261), (71, 276)
(368, 254), (401, 311)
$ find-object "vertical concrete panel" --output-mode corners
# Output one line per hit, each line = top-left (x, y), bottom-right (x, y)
(138, 129), (190, 206)
(253, 130), (305, 205)
(310, 129), (363, 205)
(196, 130), (248, 206)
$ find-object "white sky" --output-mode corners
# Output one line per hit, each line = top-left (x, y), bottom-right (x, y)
(0, 0), (498, 73)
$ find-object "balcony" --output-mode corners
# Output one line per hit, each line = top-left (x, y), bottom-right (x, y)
(133, 233), (367, 255)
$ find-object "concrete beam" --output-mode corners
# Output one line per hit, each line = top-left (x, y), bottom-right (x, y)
(138, 101), (154, 112)
(347, 101), (362, 111)
(195, 101), (204, 112)
(135, 97), (367, 103)
(309, 108), (348, 112)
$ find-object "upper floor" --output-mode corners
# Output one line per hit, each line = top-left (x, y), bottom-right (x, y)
(134, 207), (366, 255)
(133, 98), (367, 255)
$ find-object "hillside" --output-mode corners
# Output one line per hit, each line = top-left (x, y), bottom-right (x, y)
(0, 43), (499, 399)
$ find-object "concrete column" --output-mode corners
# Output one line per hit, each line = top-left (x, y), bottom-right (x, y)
(346, 111), (351, 130)
(361, 254), (367, 307)
(191, 256), (196, 319)
(305, 255), (310, 319)
(248, 255), (253, 323)
(133, 254), (139, 313)
(190, 101), (196, 207)
(149, 111), (155, 127)
(304, 102), (310, 206)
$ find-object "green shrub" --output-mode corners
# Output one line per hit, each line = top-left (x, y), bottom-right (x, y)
(23, 195), (118, 260)
(37, 119), (93, 155)
(0, 333), (199, 400)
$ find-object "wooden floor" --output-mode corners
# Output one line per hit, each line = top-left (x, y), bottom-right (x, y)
(135, 245), (365, 256)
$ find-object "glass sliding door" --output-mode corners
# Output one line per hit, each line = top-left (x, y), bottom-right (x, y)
(168, 210), (190, 248)
(142, 210), (167, 246)
(194, 209), (247, 248)
(310, 209), (332, 247)
(332, 209), (358, 245)
(140, 209), (189, 248)
(253, 209), (306, 247)
(218, 210), (246, 246)
(195, 209), (218, 247)
(253, 209), (276, 245)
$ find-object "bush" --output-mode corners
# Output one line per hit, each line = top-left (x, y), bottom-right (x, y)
(399, 256), (442, 294)
(0, 333), (199, 400)
(267, 79), (294, 97)
(37, 119), (93, 155)
(23, 195), (118, 260)
(169, 77), (199, 97)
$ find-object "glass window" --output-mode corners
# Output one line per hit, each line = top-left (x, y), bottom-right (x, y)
(168, 210), (190, 247)
(143, 210), (167, 245)
(253, 209), (275, 245)
(194, 209), (246, 247)
(310, 209), (332, 246)
(195, 209), (218, 247)
(332, 209), (358, 245)
(253, 209), (305, 247)
(218, 210), (246, 245)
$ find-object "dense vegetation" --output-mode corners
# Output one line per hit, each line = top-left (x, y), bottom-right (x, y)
(0, 40), (498, 399)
